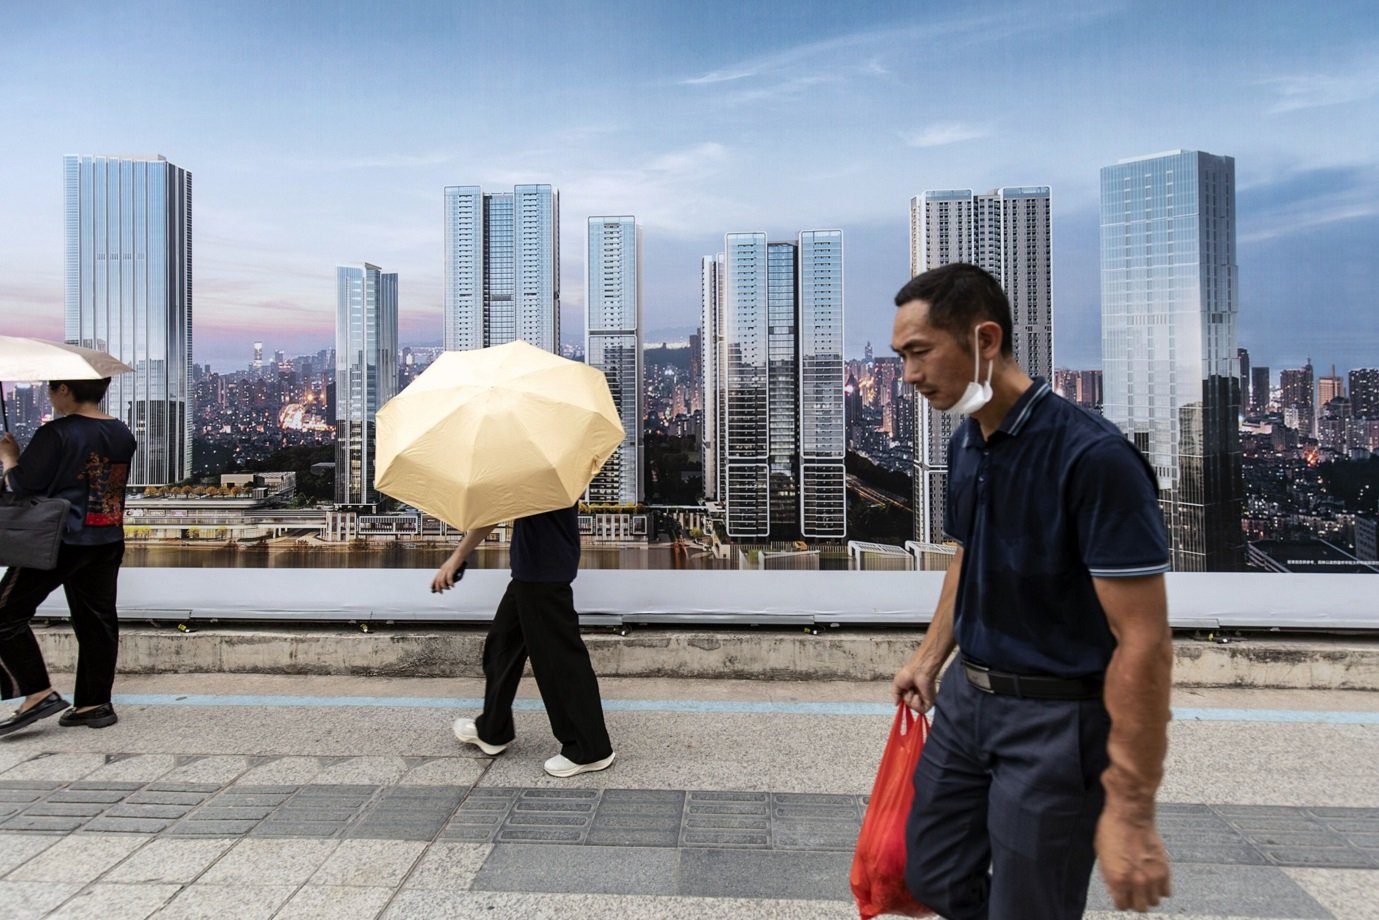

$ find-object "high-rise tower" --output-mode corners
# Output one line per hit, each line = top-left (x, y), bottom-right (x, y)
(335, 263), (398, 506)
(443, 184), (559, 353)
(64, 154), (192, 485)
(1100, 150), (1244, 571)
(711, 230), (845, 541)
(585, 216), (643, 505)
(700, 253), (726, 502)
(908, 187), (1052, 547)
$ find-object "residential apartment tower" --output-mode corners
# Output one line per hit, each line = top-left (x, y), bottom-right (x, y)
(585, 216), (643, 505)
(443, 184), (559, 353)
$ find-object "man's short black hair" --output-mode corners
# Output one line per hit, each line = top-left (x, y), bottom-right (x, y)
(50, 378), (112, 404)
(894, 262), (1013, 356)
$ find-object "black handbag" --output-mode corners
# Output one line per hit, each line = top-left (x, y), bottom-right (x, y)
(0, 492), (71, 570)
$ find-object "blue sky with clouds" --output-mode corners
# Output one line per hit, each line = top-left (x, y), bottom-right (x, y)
(2, 0), (1376, 374)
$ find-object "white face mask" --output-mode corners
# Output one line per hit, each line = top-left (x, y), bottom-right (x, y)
(946, 327), (993, 416)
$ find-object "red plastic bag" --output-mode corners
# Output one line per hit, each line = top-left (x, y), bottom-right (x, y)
(850, 704), (933, 919)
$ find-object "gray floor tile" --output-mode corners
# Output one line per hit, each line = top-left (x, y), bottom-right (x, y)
(472, 842), (677, 895)
(45, 882), (181, 920)
(1259, 846), (1376, 869)
(1084, 863), (1334, 918)
(274, 885), (394, 920)
(0, 880), (82, 920)
(198, 837), (338, 885)
(400, 841), (491, 889)
(6, 833), (148, 884)
(102, 837), (236, 884)
(310, 838), (426, 887)
(678, 847), (853, 901)
(151, 883), (298, 920)
(0, 832), (59, 875)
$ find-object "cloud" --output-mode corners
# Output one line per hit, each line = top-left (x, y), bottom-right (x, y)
(681, 66), (762, 87)
(900, 122), (992, 148)
(723, 74), (840, 106)
(647, 143), (728, 174)
(679, 3), (1119, 92)
(1262, 61), (1379, 114)
(1239, 199), (1379, 245)
(1237, 165), (1379, 244)
(281, 151), (458, 171)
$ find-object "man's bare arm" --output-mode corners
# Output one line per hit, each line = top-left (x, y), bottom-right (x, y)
(891, 547), (963, 711)
(1093, 573), (1173, 912)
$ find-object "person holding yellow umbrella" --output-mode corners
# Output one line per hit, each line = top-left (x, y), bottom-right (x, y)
(0, 335), (137, 736)
(376, 341), (622, 777)
(429, 506), (614, 776)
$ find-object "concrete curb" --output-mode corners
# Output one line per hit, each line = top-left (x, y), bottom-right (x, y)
(29, 626), (1379, 690)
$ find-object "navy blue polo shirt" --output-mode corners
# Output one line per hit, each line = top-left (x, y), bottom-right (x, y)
(510, 504), (581, 582)
(945, 379), (1170, 678)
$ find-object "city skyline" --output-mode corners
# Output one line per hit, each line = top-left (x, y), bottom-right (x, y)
(2, 1), (1377, 377)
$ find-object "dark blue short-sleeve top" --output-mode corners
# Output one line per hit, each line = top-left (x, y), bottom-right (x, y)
(510, 504), (581, 583)
(944, 379), (1170, 678)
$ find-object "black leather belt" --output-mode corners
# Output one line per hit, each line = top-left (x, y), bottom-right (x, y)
(962, 659), (1103, 700)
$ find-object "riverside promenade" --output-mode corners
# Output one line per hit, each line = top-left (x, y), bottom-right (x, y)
(1, 661), (1377, 920)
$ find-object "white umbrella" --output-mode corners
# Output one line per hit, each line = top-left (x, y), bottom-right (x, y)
(0, 335), (134, 432)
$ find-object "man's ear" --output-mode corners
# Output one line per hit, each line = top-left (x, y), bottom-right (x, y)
(976, 320), (1003, 358)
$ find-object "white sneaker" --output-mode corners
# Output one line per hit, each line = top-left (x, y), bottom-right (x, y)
(543, 751), (616, 778)
(453, 718), (508, 756)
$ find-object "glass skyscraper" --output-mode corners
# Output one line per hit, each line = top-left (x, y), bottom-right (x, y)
(64, 154), (192, 485)
(1100, 150), (1245, 571)
(700, 253), (725, 502)
(711, 230), (845, 540)
(443, 184), (559, 353)
(797, 230), (847, 539)
(585, 216), (643, 505)
(909, 187), (1052, 549)
(335, 263), (398, 506)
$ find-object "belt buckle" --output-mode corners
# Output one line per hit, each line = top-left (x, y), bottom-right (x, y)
(964, 661), (994, 693)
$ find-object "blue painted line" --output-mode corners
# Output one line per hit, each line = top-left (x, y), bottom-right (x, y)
(1172, 707), (1379, 725)
(110, 694), (892, 716)
(107, 694), (1379, 724)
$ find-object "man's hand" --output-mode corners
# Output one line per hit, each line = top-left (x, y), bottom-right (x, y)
(430, 559), (465, 594)
(1096, 807), (1172, 912)
(0, 432), (19, 469)
(891, 656), (938, 712)
(891, 547), (962, 712)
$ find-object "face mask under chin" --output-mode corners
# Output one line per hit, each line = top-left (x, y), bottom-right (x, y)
(946, 327), (993, 416)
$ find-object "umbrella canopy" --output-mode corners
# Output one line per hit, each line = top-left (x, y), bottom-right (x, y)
(0, 335), (134, 381)
(374, 340), (624, 530)
(0, 334), (134, 432)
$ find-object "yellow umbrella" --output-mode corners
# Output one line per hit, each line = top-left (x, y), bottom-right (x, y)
(374, 340), (624, 530)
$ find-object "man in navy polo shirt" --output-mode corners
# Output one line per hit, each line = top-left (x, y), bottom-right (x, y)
(431, 504), (615, 778)
(889, 263), (1173, 917)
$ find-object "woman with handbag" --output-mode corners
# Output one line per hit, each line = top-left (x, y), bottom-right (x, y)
(0, 377), (137, 736)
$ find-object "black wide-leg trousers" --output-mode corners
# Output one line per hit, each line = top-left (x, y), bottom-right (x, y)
(0, 542), (124, 708)
(475, 578), (613, 764)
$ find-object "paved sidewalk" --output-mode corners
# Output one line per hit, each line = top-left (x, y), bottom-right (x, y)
(1, 675), (1377, 919)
